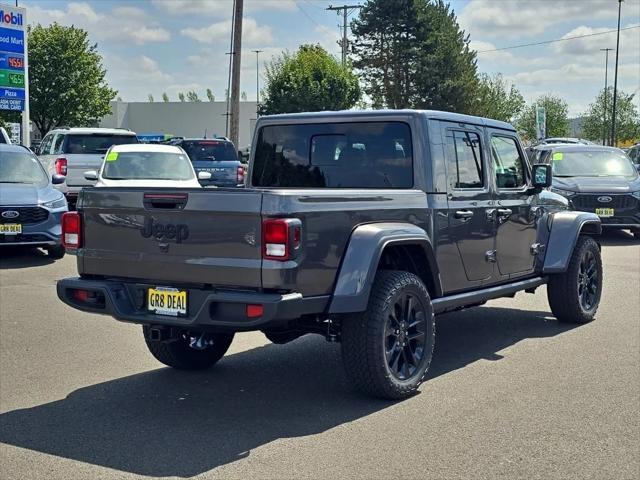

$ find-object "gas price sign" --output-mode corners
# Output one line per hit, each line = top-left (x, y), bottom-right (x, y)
(0, 3), (26, 111)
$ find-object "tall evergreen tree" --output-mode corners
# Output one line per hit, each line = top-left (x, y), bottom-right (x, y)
(351, 0), (477, 111)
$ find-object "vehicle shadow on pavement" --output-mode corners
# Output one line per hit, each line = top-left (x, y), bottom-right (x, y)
(0, 306), (577, 477)
(0, 247), (55, 269)
(597, 229), (640, 246)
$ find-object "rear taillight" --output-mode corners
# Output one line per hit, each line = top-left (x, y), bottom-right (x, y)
(262, 218), (301, 261)
(55, 157), (68, 176)
(62, 212), (81, 248)
(237, 166), (245, 185)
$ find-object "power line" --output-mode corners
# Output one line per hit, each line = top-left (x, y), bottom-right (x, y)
(476, 25), (639, 53)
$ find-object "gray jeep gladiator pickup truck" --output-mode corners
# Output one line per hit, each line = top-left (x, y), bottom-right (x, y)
(57, 110), (603, 399)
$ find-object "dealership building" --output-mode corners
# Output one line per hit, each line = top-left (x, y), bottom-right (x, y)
(99, 100), (259, 147)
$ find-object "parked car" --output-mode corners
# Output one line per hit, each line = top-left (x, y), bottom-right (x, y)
(0, 143), (68, 257)
(57, 109), (603, 400)
(538, 137), (594, 146)
(0, 127), (10, 144)
(168, 137), (244, 187)
(36, 127), (139, 207)
(532, 144), (640, 238)
(83, 144), (210, 188)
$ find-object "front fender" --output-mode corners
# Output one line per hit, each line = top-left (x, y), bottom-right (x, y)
(328, 222), (440, 314)
(542, 211), (601, 273)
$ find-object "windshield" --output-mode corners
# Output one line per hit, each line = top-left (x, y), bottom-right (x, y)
(102, 151), (195, 180)
(65, 134), (138, 154)
(181, 141), (238, 162)
(0, 152), (48, 184)
(551, 150), (637, 178)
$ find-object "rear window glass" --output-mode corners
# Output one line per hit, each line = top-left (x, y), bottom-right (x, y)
(252, 122), (413, 188)
(102, 152), (194, 181)
(181, 140), (238, 162)
(64, 134), (138, 154)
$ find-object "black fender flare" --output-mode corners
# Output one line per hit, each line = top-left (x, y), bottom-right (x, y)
(542, 211), (602, 273)
(328, 222), (441, 313)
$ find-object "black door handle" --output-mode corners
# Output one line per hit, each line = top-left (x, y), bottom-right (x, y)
(455, 210), (474, 219)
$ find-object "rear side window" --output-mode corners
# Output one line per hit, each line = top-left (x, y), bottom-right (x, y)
(252, 122), (413, 188)
(445, 130), (483, 189)
(181, 140), (237, 162)
(64, 134), (138, 154)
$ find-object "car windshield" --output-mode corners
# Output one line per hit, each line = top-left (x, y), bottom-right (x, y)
(181, 140), (238, 162)
(0, 152), (48, 185)
(65, 134), (138, 154)
(102, 151), (195, 180)
(551, 150), (637, 178)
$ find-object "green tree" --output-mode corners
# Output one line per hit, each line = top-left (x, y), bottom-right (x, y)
(178, 92), (185, 102)
(581, 87), (639, 145)
(28, 23), (116, 135)
(517, 94), (570, 141)
(260, 44), (361, 115)
(162, 92), (169, 102)
(351, 0), (477, 111)
(471, 73), (525, 123)
(206, 88), (215, 102)
(148, 94), (154, 102)
(186, 91), (201, 102)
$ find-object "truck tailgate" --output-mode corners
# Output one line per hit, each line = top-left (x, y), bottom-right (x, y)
(66, 154), (104, 187)
(78, 188), (263, 288)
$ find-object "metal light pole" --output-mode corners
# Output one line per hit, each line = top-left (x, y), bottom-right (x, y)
(600, 48), (612, 146)
(252, 50), (263, 118)
(610, 0), (623, 147)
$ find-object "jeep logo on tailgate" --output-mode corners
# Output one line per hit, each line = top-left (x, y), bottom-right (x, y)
(141, 218), (189, 243)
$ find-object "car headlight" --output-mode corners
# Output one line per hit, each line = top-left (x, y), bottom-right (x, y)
(41, 196), (67, 209)
(632, 191), (640, 200)
(549, 187), (576, 197)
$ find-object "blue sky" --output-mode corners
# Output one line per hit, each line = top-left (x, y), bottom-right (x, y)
(20, 0), (640, 116)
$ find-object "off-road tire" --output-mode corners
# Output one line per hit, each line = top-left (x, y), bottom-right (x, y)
(547, 235), (602, 324)
(143, 327), (234, 370)
(341, 270), (435, 400)
(47, 245), (66, 259)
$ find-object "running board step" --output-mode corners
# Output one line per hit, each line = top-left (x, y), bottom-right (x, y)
(432, 277), (547, 314)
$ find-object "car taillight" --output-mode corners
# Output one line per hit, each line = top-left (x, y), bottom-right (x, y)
(262, 218), (301, 261)
(62, 212), (81, 248)
(55, 157), (68, 176)
(237, 166), (245, 184)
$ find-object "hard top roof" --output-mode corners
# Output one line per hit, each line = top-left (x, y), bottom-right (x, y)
(49, 127), (137, 135)
(110, 143), (182, 153)
(0, 143), (32, 153)
(259, 109), (515, 131)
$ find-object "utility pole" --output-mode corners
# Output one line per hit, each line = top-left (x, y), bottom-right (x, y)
(253, 50), (263, 119)
(610, 0), (623, 147)
(224, 1), (236, 137)
(326, 4), (361, 66)
(229, 0), (244, 147)
(600, 48), (612, 146)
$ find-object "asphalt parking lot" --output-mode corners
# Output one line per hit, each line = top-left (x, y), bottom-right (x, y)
(0, 231), (638, 480)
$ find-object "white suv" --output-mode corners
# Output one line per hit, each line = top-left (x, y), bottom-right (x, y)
(36, 127), (138, 206)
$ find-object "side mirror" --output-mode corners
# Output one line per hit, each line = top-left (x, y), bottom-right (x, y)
(51, 174), (66, 185)
(532, 164), (552, 188)
(84, 170), (98, 181)
(197, 171), (212, 181)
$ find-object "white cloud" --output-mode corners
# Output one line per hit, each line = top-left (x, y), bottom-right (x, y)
(152, 0), (296, 16)
(28, 2), (171, 45)
(181, 17), (273, 45)
(459, 0), (636, 38)
(552, 25), (640, 63)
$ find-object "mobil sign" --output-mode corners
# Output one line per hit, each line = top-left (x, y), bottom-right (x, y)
(0, 2), (26, 111)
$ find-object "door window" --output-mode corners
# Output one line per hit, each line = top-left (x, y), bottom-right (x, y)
(491, 136), (526, 189)
(52, 134), (65, 154)
(445, 130), (484, 189)
(38, 134), (54, 155)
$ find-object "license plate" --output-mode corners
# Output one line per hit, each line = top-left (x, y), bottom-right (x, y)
(0, 224), (22, 235)
(147, 287), (187, 316)
(595, 208), (614, 217)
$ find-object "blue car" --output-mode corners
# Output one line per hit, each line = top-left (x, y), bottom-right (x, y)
(0, 144), (68, 258)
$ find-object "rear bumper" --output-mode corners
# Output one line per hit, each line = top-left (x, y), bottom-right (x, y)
(56, 277), (329, 330)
